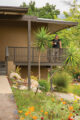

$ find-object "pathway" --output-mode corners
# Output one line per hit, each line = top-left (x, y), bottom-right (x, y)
(0, 76), (19, 120)
(54, 92), (80, 101)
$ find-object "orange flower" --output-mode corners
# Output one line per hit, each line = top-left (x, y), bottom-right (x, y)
(68, 113), (73, 120)
(41, 110), (43, 113)
(32, 116), (37, 120)
(62, 101), (66, 105)
(52, 98), (54, 102)
(69, 113), (73, 117)
(60, 98), (64, 101)
(45, 112), (48, 115)
(18, 110), (23, 114)
(69, 106), (73, 111)
(25, 112), (30, 116)
(29, 106), (35, 112)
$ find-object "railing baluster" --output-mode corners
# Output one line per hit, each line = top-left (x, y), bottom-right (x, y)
(7, 47), (67, 65)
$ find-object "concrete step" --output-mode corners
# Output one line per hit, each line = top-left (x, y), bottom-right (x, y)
(0, 71), (6, 75)
(0, 62), (7, 75)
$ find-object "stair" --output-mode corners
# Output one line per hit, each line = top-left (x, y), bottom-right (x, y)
(0, 62), (7, 75)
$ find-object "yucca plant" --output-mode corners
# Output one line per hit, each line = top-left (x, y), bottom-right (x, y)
(35, 27), (50, 80)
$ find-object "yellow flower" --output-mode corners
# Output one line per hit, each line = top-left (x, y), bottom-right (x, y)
(69, 106), (73, 111)
(74, 100), (77, 103)
(20, 117), (24, 120)
(32, 116), (37, 120)
(52, 98), (54, 102)
(45, 112), (48, 115)
(18, 110), (23, 114)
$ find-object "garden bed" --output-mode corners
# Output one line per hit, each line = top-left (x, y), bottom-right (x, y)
(12, 88), (80, 120)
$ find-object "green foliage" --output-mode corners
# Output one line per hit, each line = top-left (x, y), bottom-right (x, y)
(53, 71), (72, 89)
(58, 0), (80, 48)
(65, 42), (80, 66)
(72, 85), (80, 96)
(65, 66), (80, 79)
(21, 1), (60, 19)
(16, 66), (21, 75)
(39, 80), (49, 92)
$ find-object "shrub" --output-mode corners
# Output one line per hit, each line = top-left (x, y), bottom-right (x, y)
(53, 71), (72, 89)
(38, 80), (49, 92)
(16, 66), (21, 75)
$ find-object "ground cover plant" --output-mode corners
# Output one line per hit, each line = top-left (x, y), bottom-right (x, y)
(12, 88), (80, 120)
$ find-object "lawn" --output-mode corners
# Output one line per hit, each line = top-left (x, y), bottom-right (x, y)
(12, 88), (80, 120)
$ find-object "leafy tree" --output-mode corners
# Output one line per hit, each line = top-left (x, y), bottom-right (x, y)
(38, 3), (60, 19)
(21, 1), (60, 19)
(57, 0), (80, 48)
(57, 0), (80, 79)
(35, 27), (50, 80)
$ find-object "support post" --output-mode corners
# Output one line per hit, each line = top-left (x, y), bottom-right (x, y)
(5, 47), (9, 75)
(28, 20), (31, 90)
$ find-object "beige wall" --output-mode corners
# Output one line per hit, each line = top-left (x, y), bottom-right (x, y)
(0, 21), (48, 61)
(0, 21), (48, 78)
(8, 61), (16, 75)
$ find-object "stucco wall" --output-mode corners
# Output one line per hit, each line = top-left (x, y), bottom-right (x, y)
(0, 21), (48, 61)
(8, 61), (16, 75)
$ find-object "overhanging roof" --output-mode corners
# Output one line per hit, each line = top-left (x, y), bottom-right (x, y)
(36, 18), (78, 33)
(0, 6), (28, 15)
(0, 13), (78, 32)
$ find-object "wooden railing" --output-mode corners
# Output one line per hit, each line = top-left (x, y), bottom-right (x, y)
(7, 47), (67, 65)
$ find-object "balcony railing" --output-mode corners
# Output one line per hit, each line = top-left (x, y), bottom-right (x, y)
(7, 47), (67, 66)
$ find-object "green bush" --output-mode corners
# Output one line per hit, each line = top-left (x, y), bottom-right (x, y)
(53, 71), (72, 89)
(39, 80), (49, 92)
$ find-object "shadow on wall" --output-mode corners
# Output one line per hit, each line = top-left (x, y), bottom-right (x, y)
(17, 66), (49, 80)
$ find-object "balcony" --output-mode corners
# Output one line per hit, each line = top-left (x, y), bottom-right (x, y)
(7, 47), (67, 66)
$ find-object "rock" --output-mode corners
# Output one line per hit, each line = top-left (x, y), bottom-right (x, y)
(38, 89), (42, 93)
(46, 92), (52, 96)
(17, 80), (23, 84)
(30, 79), (39, 88)
(10, 72), (21, 80)
(19, 85), (28, 90)
(75, 116), (80, 120)
(31, 87), (37, 92)
(12, 85), (17, 89)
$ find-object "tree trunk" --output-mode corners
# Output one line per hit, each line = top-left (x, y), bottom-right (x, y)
(38, 50), (41, 80)
(50, 65), (53, 92)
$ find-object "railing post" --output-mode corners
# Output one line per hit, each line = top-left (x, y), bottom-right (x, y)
(5, 47), (9, 75)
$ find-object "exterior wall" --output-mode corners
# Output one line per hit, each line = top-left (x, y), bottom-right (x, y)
(8, 61), (16, 75)
(20, 66), (49, 80)
(0, 21), (48, 61)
